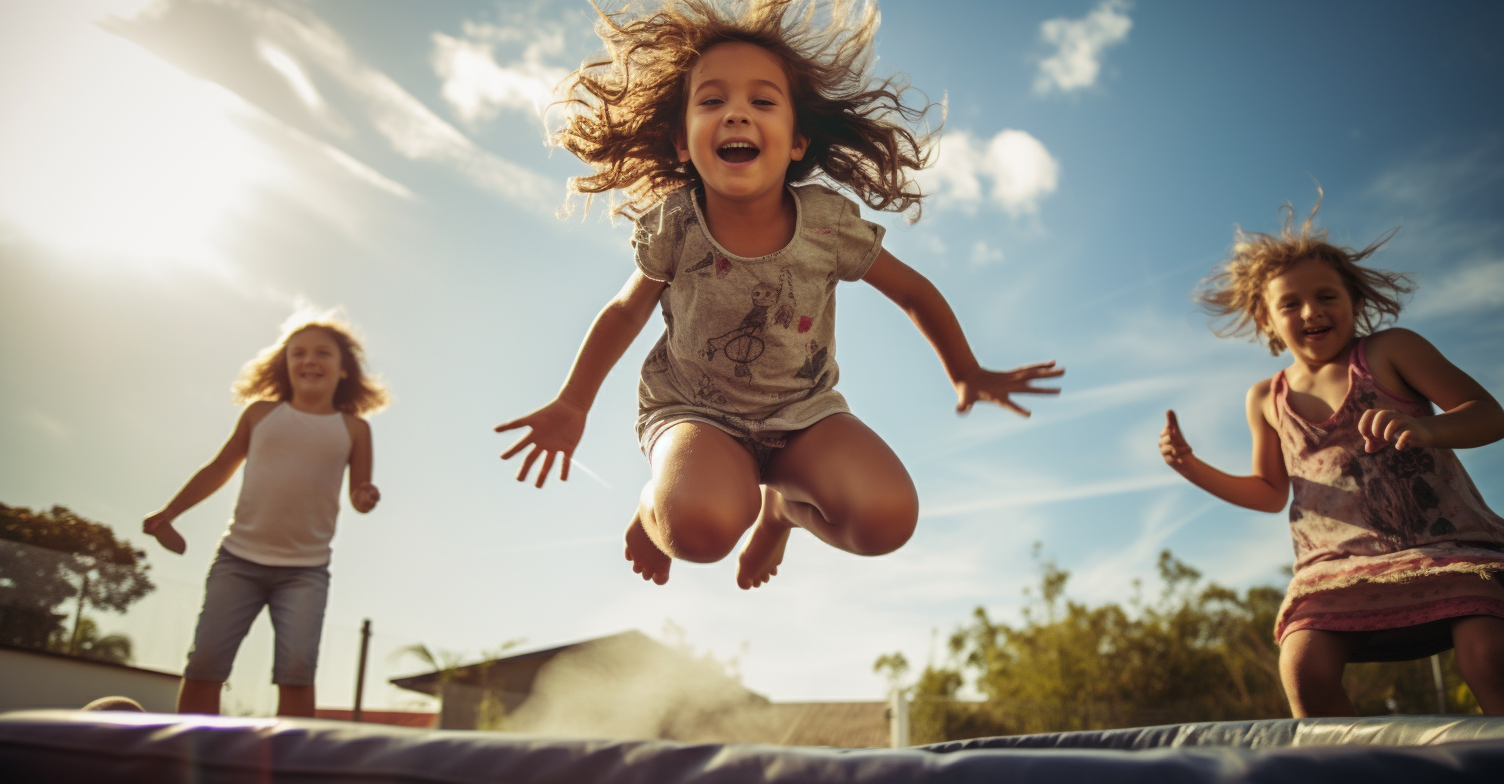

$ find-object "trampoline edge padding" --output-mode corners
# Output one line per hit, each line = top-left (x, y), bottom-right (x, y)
(2, 710), (1503, 784)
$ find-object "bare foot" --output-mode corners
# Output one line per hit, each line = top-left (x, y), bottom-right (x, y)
(624, 512), (671, 585)
(736, 490), (793, 590)
(147, 520), (186, 555)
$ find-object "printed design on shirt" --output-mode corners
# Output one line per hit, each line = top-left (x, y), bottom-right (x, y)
(643, 340), (670, 375)
(687, 252), (715, 276)
(694, 373), (729, 406)
(793, 340), (829, 382)
(775, 340), (834, 403)
(703, 281), (778, 377)
(685, 251), (732, 279)
(701, 268), (797, 378)
(1320, 390), (1460, 551)
(772, 269), (796, 329)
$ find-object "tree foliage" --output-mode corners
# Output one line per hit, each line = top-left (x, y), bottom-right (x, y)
(885, 549), (1478, 743)
(0, 502), (154, 656)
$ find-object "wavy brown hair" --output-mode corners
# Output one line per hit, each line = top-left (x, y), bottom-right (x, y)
(232, 318), (389, 416)
(553, 0), (935, 220)
(1197, 190), (1412, 355)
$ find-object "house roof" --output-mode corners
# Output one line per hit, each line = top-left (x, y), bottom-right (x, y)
(389, 630), (759, 702)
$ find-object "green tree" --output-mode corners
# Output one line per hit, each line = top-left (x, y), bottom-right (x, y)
(48, 615), (134, 664)
(0, 503), (154, 654)
(879, 548), (1477, 743)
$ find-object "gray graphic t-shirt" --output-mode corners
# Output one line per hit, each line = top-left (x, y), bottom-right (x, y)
(633, 183), (885, 453)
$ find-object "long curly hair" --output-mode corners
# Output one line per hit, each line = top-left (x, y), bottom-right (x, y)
(232, 316), (389, 416)
(1197, 189), (1412, 355)
(553, 0), (935, 220)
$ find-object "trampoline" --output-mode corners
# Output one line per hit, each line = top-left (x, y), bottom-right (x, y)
(2, 709), (1502, 783)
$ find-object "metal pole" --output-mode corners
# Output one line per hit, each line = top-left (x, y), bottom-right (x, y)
(353, 619), (372, 722)
(1430, 654), (1447, 714)
(889, 687), (910, 747)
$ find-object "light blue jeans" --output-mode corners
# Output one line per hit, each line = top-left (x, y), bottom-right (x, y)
(183, 547), (330, 685)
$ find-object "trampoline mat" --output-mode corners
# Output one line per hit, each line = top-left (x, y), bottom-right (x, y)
(3, 710), (1503, 783)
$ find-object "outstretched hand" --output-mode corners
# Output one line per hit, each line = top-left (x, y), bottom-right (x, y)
(1358, 408), (1432, 452)
(1159, 410), (1194, 470)
(954, 360), (1064, 416)
(495, 398), (587, 488)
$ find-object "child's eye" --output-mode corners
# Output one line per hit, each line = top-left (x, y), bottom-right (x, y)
(753, 98), (775, 106)
(700, 97), (723, 106)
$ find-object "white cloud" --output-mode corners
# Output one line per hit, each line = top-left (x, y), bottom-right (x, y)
(433, 22), (570, 128)
(1034, 0), (1133, 95)
(116, 0), (559, 210)
(923, 473), (1182, 519)
(968, 240), (1004, 267)
(257, 40), (323, 113)
(1408, 259), (1504, 320)
(919, 129), (1059, 217)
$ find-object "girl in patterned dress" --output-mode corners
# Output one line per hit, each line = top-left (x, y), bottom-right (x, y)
(1159, 194), (1504, 716)
(496, 0), (1062, 589)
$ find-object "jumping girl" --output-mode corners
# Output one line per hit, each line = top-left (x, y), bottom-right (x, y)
(496, 0), (1062, 589)
(1159, 194), (1504, 716)
(144, 315), (386, 716)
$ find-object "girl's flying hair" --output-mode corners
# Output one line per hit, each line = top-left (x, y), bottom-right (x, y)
(233, 312), (389, 416)
(553, 0), (935, 220)
(1197, 190), (1412, 355)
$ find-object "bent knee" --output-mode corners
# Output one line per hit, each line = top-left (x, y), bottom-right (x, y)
(844, 491), (919, 556)
(650, 501), (755, 564)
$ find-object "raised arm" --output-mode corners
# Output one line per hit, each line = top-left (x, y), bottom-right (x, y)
(1359, 328), (1504, 452)
(1159, 383), (1289, 513)
(143, 401), (273, 546)
(495, 270), (667, 487)
(861, 249), (1063, 416)
(345, 415), (379, 513)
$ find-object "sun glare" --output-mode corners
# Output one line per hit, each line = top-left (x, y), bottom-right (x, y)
(0, 17), (283, 273)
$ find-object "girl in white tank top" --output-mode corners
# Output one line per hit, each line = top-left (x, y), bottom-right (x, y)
(143, 315), (388, 717)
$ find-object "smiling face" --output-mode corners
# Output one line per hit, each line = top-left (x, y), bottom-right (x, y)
(1261, 256), (1358, 363)
(675, 41), (808, 204)
(284, 327), (346, 410)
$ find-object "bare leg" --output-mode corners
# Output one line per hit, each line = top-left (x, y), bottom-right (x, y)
(1279, 629), (1358, 717)
(276, 685), (316, 718)
(737, 486), (793, 589)
(625, 422), (762, 584)
(738, 414), (918, 589)
(176, 678), (223, 715)
(1452, 615), (1504, 715)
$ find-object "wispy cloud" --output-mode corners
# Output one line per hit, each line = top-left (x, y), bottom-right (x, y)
(918, 129), (1059, 217)
(1069, 492), (1212, 599)
(924, 473), (1182, 519)
(433, 21), (570, 129)
(1034, 0), (1133, 95)
(106, 0), (558, 211)
(1407, 259), (1504, 320)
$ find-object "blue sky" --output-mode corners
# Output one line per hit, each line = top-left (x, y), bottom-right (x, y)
(3, 0), (1503, 714)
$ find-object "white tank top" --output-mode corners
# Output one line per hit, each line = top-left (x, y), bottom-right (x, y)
(220, 403), (351, 567)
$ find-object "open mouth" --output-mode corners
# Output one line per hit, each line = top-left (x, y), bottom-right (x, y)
(1302, 326), (1332, 339)
(717, 141), (760, 163)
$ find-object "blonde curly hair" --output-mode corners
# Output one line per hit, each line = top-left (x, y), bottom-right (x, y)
(553, 0), (935, 220)
(232, 316), (389, 416)
(1197, 191), (1412, 355)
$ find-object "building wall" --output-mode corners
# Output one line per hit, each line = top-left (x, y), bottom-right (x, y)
(0, 646), (180, 713)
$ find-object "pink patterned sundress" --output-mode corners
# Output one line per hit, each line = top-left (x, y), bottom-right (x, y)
(1273, 336), (1504, 661)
